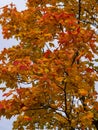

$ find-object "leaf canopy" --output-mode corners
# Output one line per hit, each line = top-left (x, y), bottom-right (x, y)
(0, 0), (98, 129)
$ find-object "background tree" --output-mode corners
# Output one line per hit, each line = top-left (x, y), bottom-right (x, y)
(0, 0), (98, 129)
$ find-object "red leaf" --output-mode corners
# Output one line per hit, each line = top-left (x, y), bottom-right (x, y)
(24, 116), (32, 121)
(0, 103), (4, 110)
(43, 50), (51, 58)
(3, 90), (14, 97)
(13, 60), (20, 66)
(19, 65), (28, 70)
(85, 68), (94, 72)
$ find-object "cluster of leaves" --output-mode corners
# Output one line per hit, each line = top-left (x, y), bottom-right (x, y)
(0, 0), (98, 129)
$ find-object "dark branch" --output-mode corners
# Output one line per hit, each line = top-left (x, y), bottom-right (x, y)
(93, 119), (98, 129)
(78, 0), (81, 24)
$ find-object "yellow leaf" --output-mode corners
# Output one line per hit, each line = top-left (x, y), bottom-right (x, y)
(79, 89), (88, 96)
(44, 68), (49, 73)
(22, 106), (29, 111)
(87, 112), (93, 119)
(49, 43), (54, 47)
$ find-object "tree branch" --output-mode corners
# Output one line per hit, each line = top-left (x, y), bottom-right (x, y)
(78, 0), (81, 24)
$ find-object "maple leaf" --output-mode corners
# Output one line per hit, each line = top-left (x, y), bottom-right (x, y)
(23, 116), (32, 121)
(0, 103), (4, 110)
(3, 90), (14, 97)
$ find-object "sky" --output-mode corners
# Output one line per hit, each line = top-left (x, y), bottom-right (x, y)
(0, 1), (27, 130)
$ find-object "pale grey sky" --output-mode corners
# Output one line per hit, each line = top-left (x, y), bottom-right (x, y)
(0, 1), (26, 130)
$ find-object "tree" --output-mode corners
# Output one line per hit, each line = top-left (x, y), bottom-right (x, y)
(0, 0), (98, 129)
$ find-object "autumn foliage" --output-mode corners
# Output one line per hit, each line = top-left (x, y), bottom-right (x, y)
(0, 0), (98, 129)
